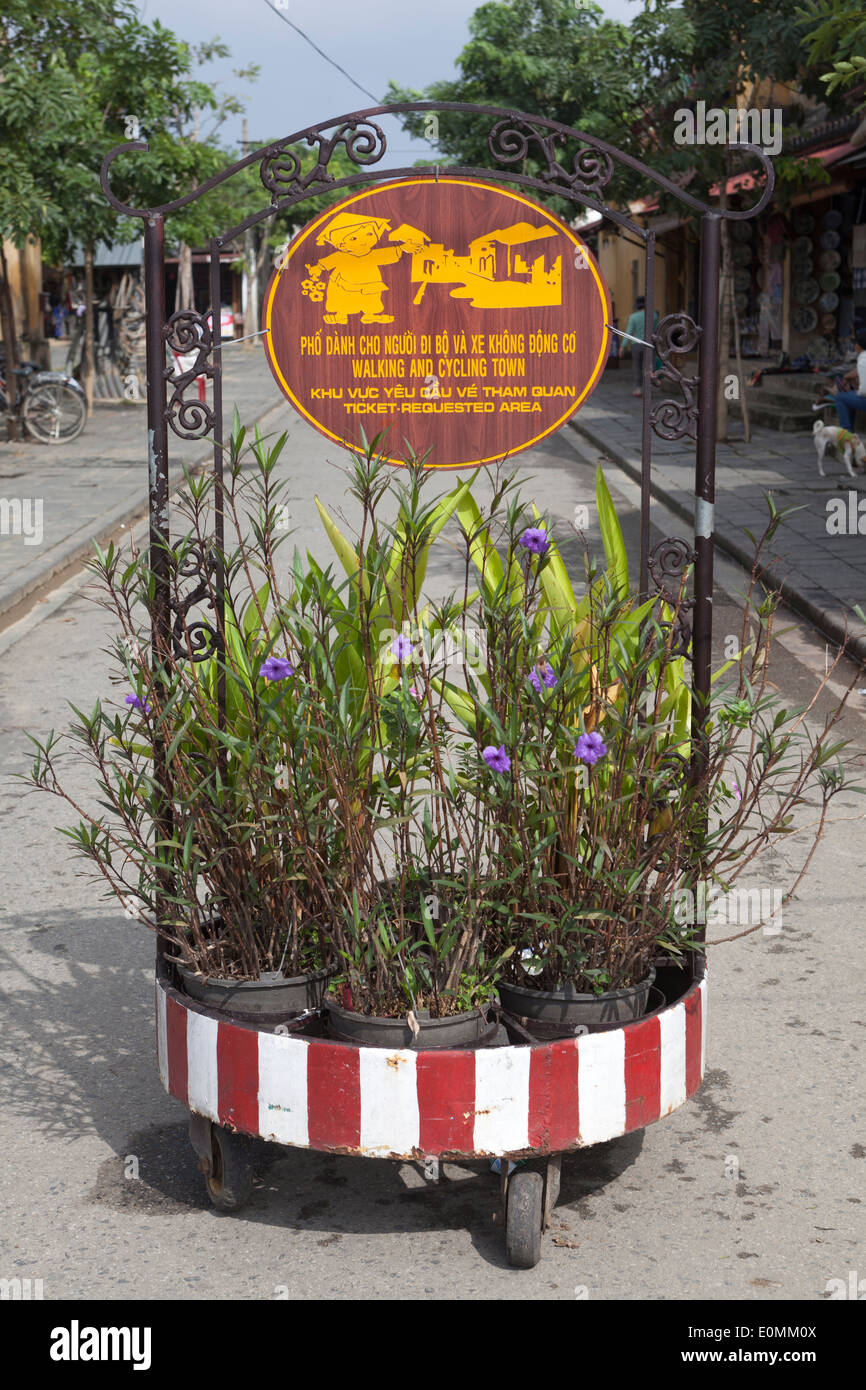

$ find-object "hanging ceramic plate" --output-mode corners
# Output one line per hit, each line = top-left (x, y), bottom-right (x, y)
(792, 255), (813, 276)
(734, 270), (751, 292)
(820, 271), (841, 291)
(732, 221), (753, 242)
(819, 249), (842, 271)
(793, 277), (820, 304)
(792, 306), (818, 333)
(819, 291), (839, 311)
(820, 229), (841, 249)
(822, 210), (843, 230)
(733, 244), (752, 266)
(821, 313), (837, 334)
(805, 336), (831, 360)
(792, 212), (816, 235)
(793, 235), (813, 255)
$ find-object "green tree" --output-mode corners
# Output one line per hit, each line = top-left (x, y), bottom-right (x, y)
(0, 1), (255, 417)
(387, 0), (837, 439)
(626, 0), (830, 437)
(796, 1), (866, 102)
(386, 0), (643, 215)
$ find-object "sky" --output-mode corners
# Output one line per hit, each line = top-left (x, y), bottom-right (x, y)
(139, 0), (641, 159)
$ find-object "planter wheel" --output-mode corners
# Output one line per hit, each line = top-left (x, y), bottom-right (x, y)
(506, 1169), (544, 1269)
(204, 1124), (253, 1212)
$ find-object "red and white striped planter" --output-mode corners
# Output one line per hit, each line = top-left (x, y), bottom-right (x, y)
(156, 966), (706, 1159)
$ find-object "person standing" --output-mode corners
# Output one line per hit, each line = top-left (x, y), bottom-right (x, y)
(624, 295), (659, 398)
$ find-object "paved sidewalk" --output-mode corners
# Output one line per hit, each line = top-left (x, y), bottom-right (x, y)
(571, 374), (866, 664)
(0, 350), (282, 624)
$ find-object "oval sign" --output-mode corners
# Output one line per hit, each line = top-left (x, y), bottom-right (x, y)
(263, 177), (611, 470)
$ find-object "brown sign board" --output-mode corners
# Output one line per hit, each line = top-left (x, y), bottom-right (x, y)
(263, 177), (611, 470)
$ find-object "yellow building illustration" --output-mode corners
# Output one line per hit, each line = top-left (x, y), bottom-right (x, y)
(299, 213), (563, 320)
(408, 222), (562, 308)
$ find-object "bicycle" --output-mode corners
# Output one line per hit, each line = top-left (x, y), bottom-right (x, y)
(0, 355), (88, 444)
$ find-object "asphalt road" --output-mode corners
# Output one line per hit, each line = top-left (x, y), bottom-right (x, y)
(1, 404), (864, 1300)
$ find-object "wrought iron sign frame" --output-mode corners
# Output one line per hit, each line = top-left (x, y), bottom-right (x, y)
(100, 101), (774, 779)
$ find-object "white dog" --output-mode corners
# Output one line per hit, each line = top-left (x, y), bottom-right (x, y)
(812, 420), (866, 478)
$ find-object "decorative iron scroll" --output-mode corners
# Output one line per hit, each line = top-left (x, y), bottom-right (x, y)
(260, 120), (387, 202)
(169, 541), (218, 662)
(164, 310), (215, 441)
(648, 536), (697, 660)
(487, 118), (614, 201)
(650, 313), (701, 442)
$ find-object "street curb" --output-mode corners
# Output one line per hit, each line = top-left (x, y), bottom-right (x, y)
(569, 417), (866, 669)
(0, 400), (286, 627)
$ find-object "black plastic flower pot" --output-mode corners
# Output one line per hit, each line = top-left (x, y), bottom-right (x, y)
(324, 999), (498, 1050)
(177, 963), (337, 1022)
(497, 967), (656, 1041)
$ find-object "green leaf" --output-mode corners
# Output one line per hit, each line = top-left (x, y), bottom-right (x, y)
(596, 464), (629, 600)
(315, 496), (360, 579)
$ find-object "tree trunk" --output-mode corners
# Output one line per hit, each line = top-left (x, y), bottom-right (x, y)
(242, 227), (259, 350)
(82, 241), (95, 414)
(175, 241), (194, 313)
(20, 236), (49, 369)
(0, 240), (21, 439)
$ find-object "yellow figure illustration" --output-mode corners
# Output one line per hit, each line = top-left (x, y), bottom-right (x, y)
(311, 213), (423, 325)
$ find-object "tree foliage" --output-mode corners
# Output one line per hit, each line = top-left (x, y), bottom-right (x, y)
(385, 0), (842, 213)
(796, 0), (866, 101)
(386, 0), (643, 211)
(0, 1), (257, 261)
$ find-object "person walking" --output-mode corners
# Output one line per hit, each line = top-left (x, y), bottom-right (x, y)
(623, 295), (659, 398)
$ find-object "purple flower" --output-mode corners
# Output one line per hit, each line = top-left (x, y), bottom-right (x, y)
(390, 634), (414, 661)
(482, 744), (511, 773)
(733, 782), (742, 801)
(574, 731), (607, 765)
(125, 693), (150, 714)
(518, 526), (549, 555)
(529, 661), (557, 693)
(259, 656), (294, 682)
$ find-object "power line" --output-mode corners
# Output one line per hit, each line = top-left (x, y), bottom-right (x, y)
(263, 2), (380, 106)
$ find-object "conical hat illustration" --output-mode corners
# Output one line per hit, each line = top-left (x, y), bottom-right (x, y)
(317, 212), (392, 247)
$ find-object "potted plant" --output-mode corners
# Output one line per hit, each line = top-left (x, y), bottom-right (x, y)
(312, 443), (512, 1045)
(434, 469), (863, 1039)
(24, 423), (863, 1051)
(24, 428), (361, 1017)
(24, 428), (509, 1038)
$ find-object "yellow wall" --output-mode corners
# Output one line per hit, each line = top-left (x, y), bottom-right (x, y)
(597, 222), (673, 332)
